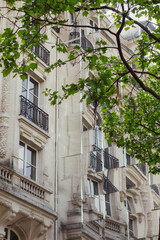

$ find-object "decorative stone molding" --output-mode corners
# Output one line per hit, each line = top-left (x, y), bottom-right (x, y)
(0, 126), (8, 158)
(0, 186), (57, 240)
(120, 191), (126, 202)
(19, 117), (49, 150)
(0, 77), (10, 158)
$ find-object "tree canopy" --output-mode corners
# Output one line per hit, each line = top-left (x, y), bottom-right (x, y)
(0, 0), (160, 173)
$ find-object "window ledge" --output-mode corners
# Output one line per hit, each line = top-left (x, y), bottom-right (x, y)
(18, 116), (50, 150)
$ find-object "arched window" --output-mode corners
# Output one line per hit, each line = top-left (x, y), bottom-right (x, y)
(4, 229), (19, 240)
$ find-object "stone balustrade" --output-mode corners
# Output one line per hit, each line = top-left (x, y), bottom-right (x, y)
(105, 219), (120, 233)
(0, 164), (52, 202)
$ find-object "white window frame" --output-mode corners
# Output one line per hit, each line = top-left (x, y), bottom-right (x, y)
(22, 74), (39, 106)
(127, 199), (135, 237)
(105, 193), (112, 216)
(88, 179), (99, 197)
(19, 141), (37, 181)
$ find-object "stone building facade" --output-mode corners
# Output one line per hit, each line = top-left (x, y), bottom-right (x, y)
(0, 2), (160, 240)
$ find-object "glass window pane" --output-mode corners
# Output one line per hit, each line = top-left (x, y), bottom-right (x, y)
(19, 142), (25, 160)
(93, 181), (99, 195)
(18, 159), (24, 175)
(29, 78), (38, 97)
(29, 93), (38, 105)
(10, 230), (19, 240)
(22, 77), (28, 89)
(22, 87), (27, 98)
(4, 228), (8, 239)
(27, 146), (36, 166)
(26, 164), (36, 180)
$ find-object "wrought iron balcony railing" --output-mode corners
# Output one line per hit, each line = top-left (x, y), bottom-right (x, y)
(20, 95), (49, 132)
(69, 32), (80, 44)
(89, 151), (103, 172)
(69, 32), (93, 51)
(104, 149), (119, 169)
(32, 44), (50, 66)
(103, 175), (118, 194)
(81, 36), (93, 51)
(151, 184), (159, 195)
(136, 162), (146, 176)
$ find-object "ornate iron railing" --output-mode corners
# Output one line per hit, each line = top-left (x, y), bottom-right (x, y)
(81, 36), (93, 51)
(69, 32), (80, 44)
(69, 32), (93, 51)
(104, 150), (119, 169)
(89, 151), (103, 172)
(151, 184), (159, 195)
(20, 95), (49, 132)
(136, 162), (146, 176)
(103, 175), (118, 194)
(32, 44), (50, 66)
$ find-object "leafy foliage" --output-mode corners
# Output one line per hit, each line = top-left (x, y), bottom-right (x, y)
(0, 0), (160, 173)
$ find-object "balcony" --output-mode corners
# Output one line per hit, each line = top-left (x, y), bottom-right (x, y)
(69, 32), (93, 51)
(89, 151), (103, 172)
(105, 219), (120, 233)
(69, 32), (80, 44)
(0, 164), (52, 201)
(103, 175), (118, 193)
(20, 95), (49, 132)
(151, 184), (159, 195)
(32, 44), (50, 66)
(136, 162), (146, 176)
(104, 149), (119, 169)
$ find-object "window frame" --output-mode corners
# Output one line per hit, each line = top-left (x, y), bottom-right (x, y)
(105, 193), (112, 216)
(127, 199), (135, 237)
(88, 179), (100, 197)
(4, 228), (19, 240)
(89, 19), (98, 34)
(22, 74), (40, 106)
(19, 141), (38, 181)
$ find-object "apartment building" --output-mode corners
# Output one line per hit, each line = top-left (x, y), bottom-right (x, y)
(0, 3), (160, 240)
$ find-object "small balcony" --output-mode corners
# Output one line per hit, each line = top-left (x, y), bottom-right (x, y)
(136, 162), (146, 176)
(0, 164), (52, 201)
(20, 95), (49, 132)
(103, 175), (118, 193)
(104, 149), (119, 169)
(69, 32), (93, 51)
(32, 44), (50, 66)
(151, 184), (159, 195)
(89, 151), (103, 172)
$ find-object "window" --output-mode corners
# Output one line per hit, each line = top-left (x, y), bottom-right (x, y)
(22, 75), (39, 106)
(126, 153), (131, 166)
(89, 20), (98, 34)
(105, 193), (111, 216)
(4, 229), (19, 240)
(126, 177), (135, 190)
(127, 199), (134, 237)
(19, 141), (37, 181)
(88, 179), (99, 197)
(93, 128), (102, 148)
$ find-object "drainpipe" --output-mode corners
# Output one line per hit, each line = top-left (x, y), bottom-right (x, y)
(79, 24), (84, 225)
(54, 36), (59, 240)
